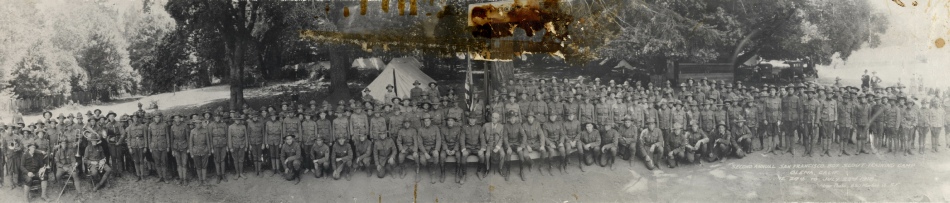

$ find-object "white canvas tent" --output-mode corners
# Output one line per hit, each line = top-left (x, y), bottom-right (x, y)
(614, 59), (636, 70)
(365, 57), (435, 101)
(351, 57), (386, 70)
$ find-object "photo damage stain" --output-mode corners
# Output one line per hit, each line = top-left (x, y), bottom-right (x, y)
(936, 38), (945, 48)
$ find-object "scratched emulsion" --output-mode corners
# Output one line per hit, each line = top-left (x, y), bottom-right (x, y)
(298, 0), (574, 61)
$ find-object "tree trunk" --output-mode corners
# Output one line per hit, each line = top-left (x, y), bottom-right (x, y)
(730, 29), (763, 84)
(328, 45), (351, 102)
(229, 41), (246, 110)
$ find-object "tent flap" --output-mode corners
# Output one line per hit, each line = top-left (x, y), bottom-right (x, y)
(365, 57), (436, 102)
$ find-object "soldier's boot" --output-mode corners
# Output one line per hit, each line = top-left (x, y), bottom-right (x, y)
(95, 171), (112, 191)
(254, 162), (262, 176)
(518, 164), (526, 182)
(577, 154), (585, 172)
(439, 165), (446, 183)
(645, 159), (656, 170)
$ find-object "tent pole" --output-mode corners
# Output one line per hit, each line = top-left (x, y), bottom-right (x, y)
(393, 68), (398, 98)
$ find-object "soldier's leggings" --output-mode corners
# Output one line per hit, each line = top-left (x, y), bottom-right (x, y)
(885, 127), (898, 151)
(900, 127), (915, 151)
(130, 148), (146, 166)
(917, 127), (929, 152)
(302, 144), (313, 170)
(931, 127), (942, 151)
(872, 123), (885, 146)
(249, 145), (263, 163)
(820, 121), (835, 152)
(855, 125), (869, 152)
(805, 123), (818, 155)
(784, 121), (800, 152)
(109, 143), (126, 173)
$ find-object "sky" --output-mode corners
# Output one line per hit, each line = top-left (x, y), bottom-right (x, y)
(819, 0), (950, 89)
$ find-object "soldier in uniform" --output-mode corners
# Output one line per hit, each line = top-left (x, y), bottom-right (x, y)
(762, 89), (782, 154)
(440, 117), (462, 183)
(901, 100), (918, 155)
(837, 93), (855, 156)
(483, 113), (506, 177)
(352, 133), (373, 177)
(331, 108), (350, 143)
(169, 115), (191, 185)
(279, 135), (302, 183)
(929, 101), (943, 153)
(853, 94), (872, 154)
(541, 113), (567, 176)
(599, 123), (619, 169)
(684, 121), (709, 164)
(733, 119), (752, 157)
(782, 86), (802, 154)
(228, 115), (249, 179)
(147, 113), (170, 183)
(209, 114), (230, 182)
(373, 127), (397, 179)
(638, 118), (662, 170)
(579, 96), (596, 125)
(247, 111), (266, 176)
(332, 128), (354, 181)
(282, 110), (302, 144)
(818, 91), (838, 157)
(190, 117), (212, 185)
(501, 112), (525, 180)
(126, 114), (148, 181)
(665, 123), (688, 168)
(802, 89), (821, 157)
(917, 100), (932, 154)
(395, 119), (418, 178)
(299, 112), (317, 173)
(417, 114), (442, 184)
(310, 136), (330, 178)
(83, 132), (112, 191)
(708, 121), (733, 161)
(578, 123), (601, 171)
(460, 113), (486, 181)
(53, 130), (81, 193)
(265, 112), (284, 175)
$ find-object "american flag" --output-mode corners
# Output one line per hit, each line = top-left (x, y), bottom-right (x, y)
(464, 53), (474, 110)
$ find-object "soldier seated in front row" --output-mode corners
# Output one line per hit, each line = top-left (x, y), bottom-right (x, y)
(21, 142), (50, 200)
(84, 132), (112, 191)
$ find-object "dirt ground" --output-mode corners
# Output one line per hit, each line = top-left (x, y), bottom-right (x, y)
(2, 142), (948, 202)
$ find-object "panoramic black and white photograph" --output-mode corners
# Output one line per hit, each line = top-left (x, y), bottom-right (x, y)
(0, 0), (948, 202)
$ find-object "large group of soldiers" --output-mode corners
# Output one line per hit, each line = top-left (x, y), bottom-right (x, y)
(2, 76), (950, 200)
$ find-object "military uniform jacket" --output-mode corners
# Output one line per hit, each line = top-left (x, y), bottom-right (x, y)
(765, 97), (782, 123)
(208, 122), (228, 148)
(310, 143), (330, 160)
(871, 103), (886, 124)
(265, 120), (283, 146)
(331, 117), (350, 141)
(733, 125), (752, 141)
(657, 108), (673, 130)
(580, 129), (601, 145)
(530, 100), (548, 117)
(667, 131), (686, 149)
(917, 108), (930, 128)
(148, 122), (170, 150)
(522, 122), (544, 147)
(247, 120), (265, 145)
(396, 127), (418, 148)
(446, 107), (464, 121)
(189, 125), (211, 156)
(126, 123), (148, 149)
(503, 123), (525, 147)
(883, 105), (902, 128)
(548, 101), (565, 118)
(672, 109), (687, 127)
(542, 121), (564, 145)
(282, 117), (302, 137)
(374, 138), (396, 156)
(930, 107), (944, 127)
(837, 102), (854, 127)
(611, 103), (627, 124)
(83, 143), (106, 163)
(852, 104), (871, 126)
(353, 139), (372, 155)
(902, 107), (918, 128)
(803, 99), (821, 124)
(462, 124), (485, 149)
(783, 95), (802, 122)
(228, 124), (248, 149)
(332, 141), (353, 161)
(410, 87), (425, 102)
(628, 105), (646, 126)
(295, 119), (315, 145)
(595, 103), (613, 125)
(441, 125), (462, 150)
(620, 124), (639, 144)
(602, 129), (619, 145)
(386, 114), (404, 134)
(687, 130), (707, 145)
(19, 151), (45, 173)
(369, 116), (388, 140)
(280, 142), (302, 161)
(171, 123), (190, 151)
(417, 125), (441, 150)
(578, 102), (595, 123)
(46, 125), (63, 146)
(430, 110), (445, 126)
(639, 127), (663, 148)
(699, 109), (715, 131)
(744, 107), (759, 128)
(820, 100), (837, 122)
(727, 107), (744, 126)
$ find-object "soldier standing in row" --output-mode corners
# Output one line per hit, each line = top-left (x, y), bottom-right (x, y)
(228, 115), (249, 179)
(147, 113), (170, 183)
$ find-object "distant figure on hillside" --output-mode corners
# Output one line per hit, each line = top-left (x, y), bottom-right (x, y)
(861, 70), (870, 90)
(870, 71), (882, 89)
